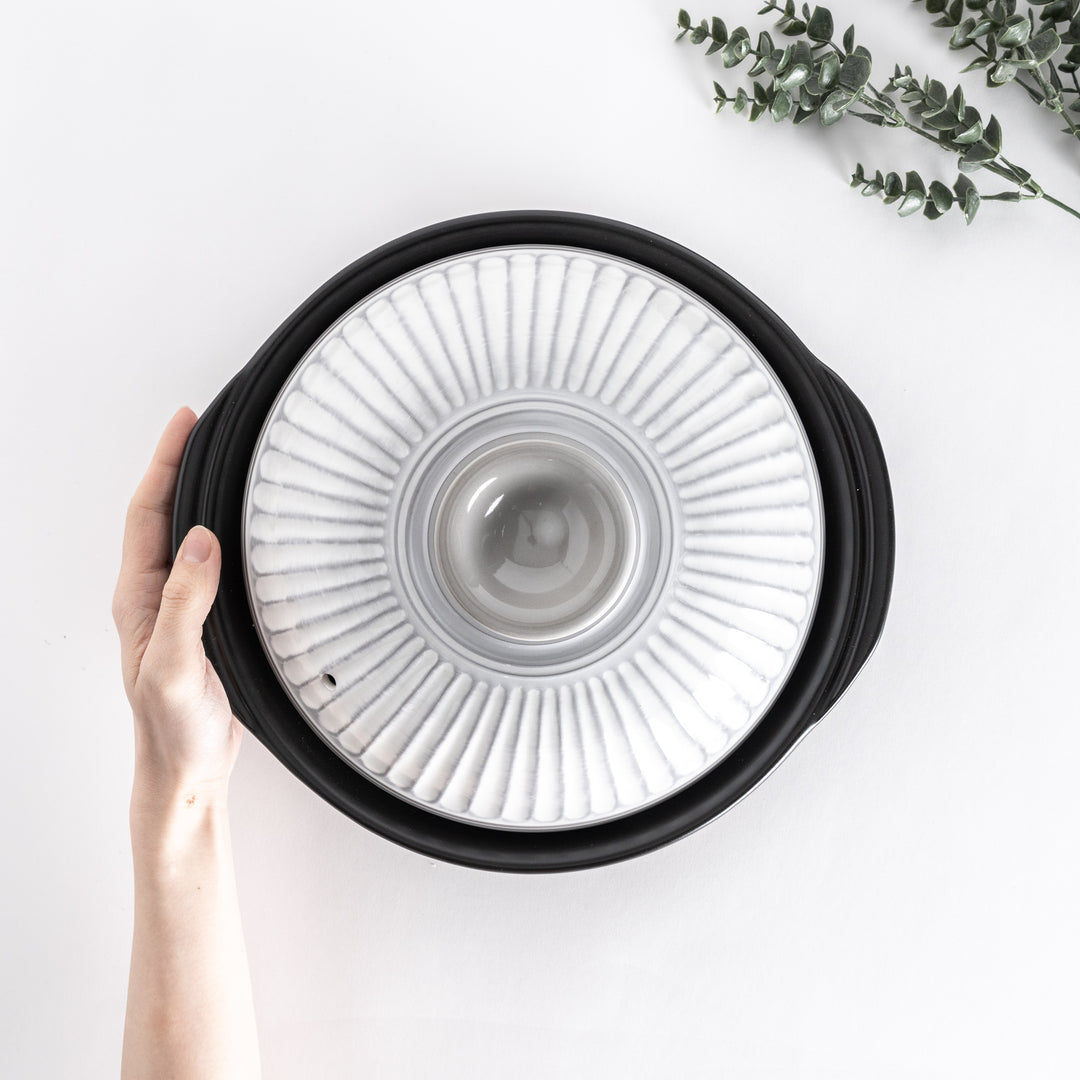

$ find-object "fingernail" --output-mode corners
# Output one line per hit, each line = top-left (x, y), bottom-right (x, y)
(182, 526), (212, 564)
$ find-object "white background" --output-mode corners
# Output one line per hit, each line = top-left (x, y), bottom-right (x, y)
(3, 1), (1078, 1076)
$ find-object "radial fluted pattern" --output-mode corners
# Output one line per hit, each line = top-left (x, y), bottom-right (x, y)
(244, 247), (823, 829)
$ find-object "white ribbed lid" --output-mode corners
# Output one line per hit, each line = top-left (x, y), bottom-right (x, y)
(243, 246), (823, 829)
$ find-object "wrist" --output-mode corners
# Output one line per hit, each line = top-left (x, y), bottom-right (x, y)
(130, 775), (231, 870)
(130, 743), (232, 810)
(129, 709), (241, 810)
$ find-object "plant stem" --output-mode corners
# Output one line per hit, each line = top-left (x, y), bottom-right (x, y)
(1027, 57), (1080, 141)
(964, 39), (1044, 106)
(851, 85), (1080, 219)
(1042, 191), (1080, 219)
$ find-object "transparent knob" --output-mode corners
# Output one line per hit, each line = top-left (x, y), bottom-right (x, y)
(433, 435), (636, 643)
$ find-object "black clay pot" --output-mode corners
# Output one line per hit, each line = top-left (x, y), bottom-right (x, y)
(174, 211), (894, 872)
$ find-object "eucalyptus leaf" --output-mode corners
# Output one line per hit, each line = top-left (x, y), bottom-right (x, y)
(838, 51), (871, 91)
(997, 14), (1032, 47)
(950, 18), (976, 47)
(819, 87), (855, 124)
(807, 6), (834, 42)
(842, 24), (854, 53)
(949, 84), (966, 119)
(989, 60), (1019, 82)
(926, 79), (949, 111)
(722, 35), (751, 66)
(953, 119), (984, 144)
(779, 60), (812, 90)
(771, 88), (793, 120)
(819, 51), (841, 88)
(953, 173), (977, 202)
(1026, 27), (1061, 63)
(928, 179), (954, 211)
(897, 188), (927, 216)
(962, 186), (981, 224)
(923, 109), (963, 130)
(961, 142), (998, 164)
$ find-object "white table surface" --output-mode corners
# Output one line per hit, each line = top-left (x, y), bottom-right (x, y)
(3, 1), (1077, 1076)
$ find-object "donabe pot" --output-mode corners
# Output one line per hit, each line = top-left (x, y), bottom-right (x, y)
(174, 211), (894, 872)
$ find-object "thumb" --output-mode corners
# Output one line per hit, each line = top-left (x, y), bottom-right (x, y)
(149, 525), (222, 671)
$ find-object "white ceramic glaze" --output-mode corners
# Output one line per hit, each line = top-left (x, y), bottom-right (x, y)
(243, 247), (824, 829)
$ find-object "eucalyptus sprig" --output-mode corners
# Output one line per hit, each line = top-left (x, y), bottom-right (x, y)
(676, 2), (1080, 222)
(912, 0), (1080, 141)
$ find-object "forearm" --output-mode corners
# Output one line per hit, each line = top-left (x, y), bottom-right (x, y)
(123, 783), (260, 1080)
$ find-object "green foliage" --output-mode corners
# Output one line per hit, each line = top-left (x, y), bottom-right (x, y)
(849, 163), (993, 222)
(698, 4), (881, 131)
(676, 2), (1080, 223)
(912, 0), (1080, 141)
(806, 6), (833, 41)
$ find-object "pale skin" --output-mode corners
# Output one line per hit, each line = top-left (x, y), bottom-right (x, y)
(113, 408), (261, 1079)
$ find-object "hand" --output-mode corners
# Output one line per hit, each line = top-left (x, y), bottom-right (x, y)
(113, 408), (242, 807)
(116, 416), (261, 1079)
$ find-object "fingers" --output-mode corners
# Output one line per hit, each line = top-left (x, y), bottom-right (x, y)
(114, 408), (198, 635)
(121, 406), (198, 577)
(140, 526), (222, 687)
